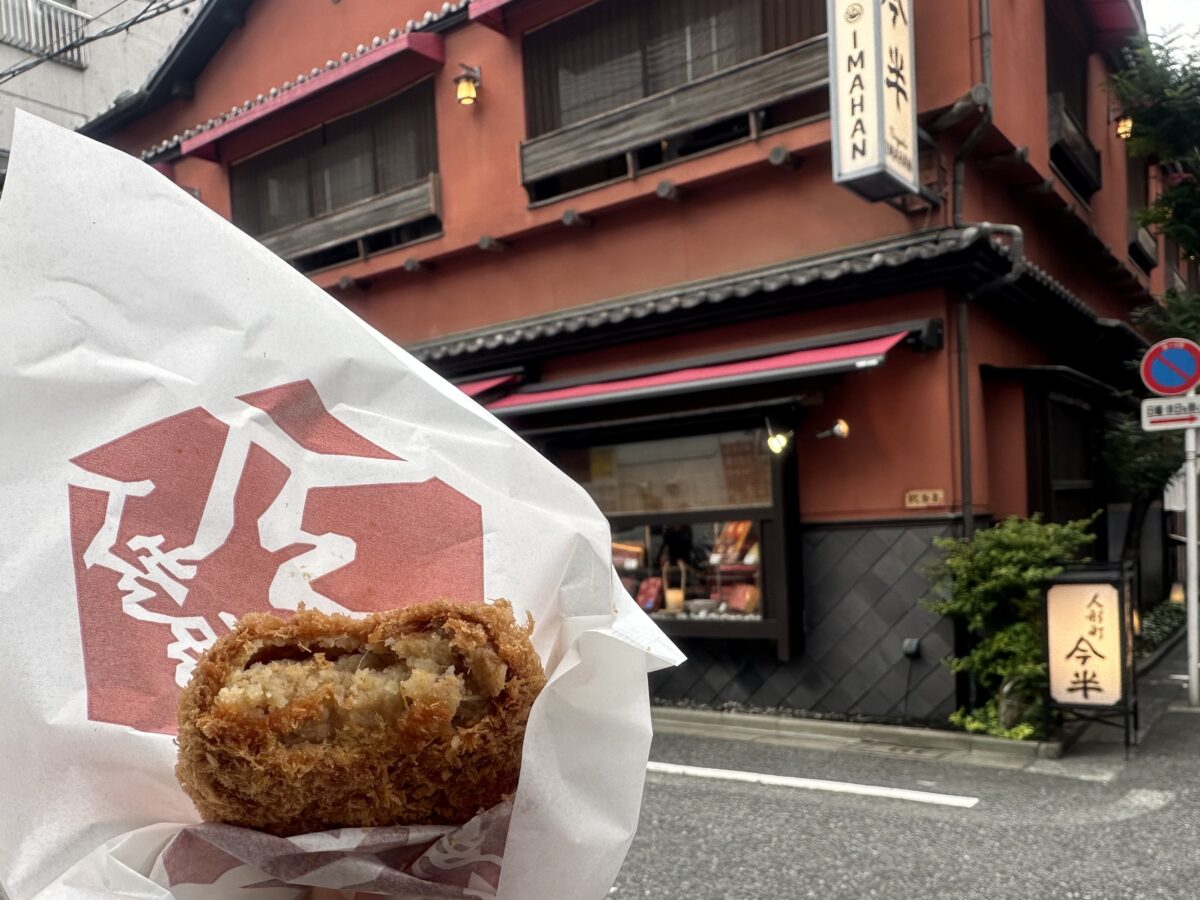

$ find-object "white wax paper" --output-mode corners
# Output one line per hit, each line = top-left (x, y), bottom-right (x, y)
(0, 113), (683, 900)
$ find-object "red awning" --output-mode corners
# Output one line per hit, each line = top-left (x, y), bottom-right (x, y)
(489, 331), (908, 415)
(456, 374), (518, 397)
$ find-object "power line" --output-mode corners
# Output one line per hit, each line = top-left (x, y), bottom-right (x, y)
(0, 0), (194, 87)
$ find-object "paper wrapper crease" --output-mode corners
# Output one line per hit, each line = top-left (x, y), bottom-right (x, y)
(0, 113), (684, 900)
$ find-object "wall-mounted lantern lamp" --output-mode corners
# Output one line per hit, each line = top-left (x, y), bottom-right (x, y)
(765, 419), (793, 455)
(455, 64), (481, 106)
(816, 419), (850, 440)
(1116, 115), (1134, 141)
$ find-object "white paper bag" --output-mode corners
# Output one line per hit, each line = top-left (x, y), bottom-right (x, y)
(0, 113), (683, 900)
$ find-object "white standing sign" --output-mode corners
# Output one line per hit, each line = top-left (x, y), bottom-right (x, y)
(828, 0), (920, 200)
(1047, 583), (1124, 707)
(1141, 396), (1200, 431)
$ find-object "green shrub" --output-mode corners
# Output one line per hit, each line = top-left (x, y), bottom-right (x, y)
(923, 515), (1095, 739)
(949, 701), (1038, 741)
(1136, 601), (1187, 656)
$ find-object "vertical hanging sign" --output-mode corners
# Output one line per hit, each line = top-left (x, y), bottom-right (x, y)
(828, 0), (920, 200)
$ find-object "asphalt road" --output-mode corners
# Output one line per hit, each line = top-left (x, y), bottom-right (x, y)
(616, 643), (1200, 900)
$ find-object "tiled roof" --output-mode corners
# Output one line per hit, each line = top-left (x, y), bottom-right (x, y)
(77, 0), (468, 146)
(138, 1), (466, 160)
(408, 225), (1148, 365)
(410, 227), (993, 362)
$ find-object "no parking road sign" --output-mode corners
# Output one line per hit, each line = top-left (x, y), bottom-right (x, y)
(1141, 339), (1200, 396)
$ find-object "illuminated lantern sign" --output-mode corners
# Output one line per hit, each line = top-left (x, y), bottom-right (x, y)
(1047, 582), (1124, 707)
(827, 0), (920, 200)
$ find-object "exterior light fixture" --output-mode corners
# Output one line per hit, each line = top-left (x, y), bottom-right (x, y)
(765, 419), (793, 455)
(455, 64), (481, 106)
(816, 419), (850, 440)
(1116, 115), (1133, 141)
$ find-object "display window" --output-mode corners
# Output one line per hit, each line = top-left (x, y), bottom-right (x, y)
(554, 428), (777, 624)
(613, 520), (763, 620)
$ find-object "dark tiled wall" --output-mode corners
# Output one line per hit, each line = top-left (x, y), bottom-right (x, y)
(650, 523), (958, 724)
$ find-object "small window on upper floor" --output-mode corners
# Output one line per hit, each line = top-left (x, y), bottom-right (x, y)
(1126, 158), (1158, 273)
(520, 0), (827, 202)
(1044, 0), (1100, 199)
(231, 81), (441, 273)
(1046, 2), (1088, 132)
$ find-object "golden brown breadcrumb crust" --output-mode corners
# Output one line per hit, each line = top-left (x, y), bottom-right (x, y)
(176, 600), (545, 836)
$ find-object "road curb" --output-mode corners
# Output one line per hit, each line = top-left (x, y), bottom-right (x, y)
(651, 707), (1064, 760)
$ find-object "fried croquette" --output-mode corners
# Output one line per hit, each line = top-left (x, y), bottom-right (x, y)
(175, 600), (545, 836)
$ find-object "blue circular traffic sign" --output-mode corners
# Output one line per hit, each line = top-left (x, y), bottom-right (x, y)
(1142, 339), (1200, 396)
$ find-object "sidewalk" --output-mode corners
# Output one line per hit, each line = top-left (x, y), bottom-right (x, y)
(651, 628), (1193, 770)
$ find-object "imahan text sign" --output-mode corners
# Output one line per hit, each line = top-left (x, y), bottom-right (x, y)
(828, 0), (919, 200)
(1047, 583), (1124, 708)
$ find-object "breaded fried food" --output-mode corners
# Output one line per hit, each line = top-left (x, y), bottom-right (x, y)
(176, 599), (545, 837)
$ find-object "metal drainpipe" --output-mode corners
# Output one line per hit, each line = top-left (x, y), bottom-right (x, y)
(951, 0), (997, 539)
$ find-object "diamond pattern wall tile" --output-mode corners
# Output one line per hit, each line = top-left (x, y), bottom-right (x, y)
(649, 524), (958, 724)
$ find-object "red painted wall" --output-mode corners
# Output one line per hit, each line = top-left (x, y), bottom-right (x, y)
(97, 0), (1153, 528)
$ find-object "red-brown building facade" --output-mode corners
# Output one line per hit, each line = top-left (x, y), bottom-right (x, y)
(83, 0), (1163, 723)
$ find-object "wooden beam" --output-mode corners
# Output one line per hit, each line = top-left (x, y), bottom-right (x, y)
(1017, 178), (1057, 195)
(977, 146), (1028, 170)
(928, 83), (991, 133)
(768, 146), (799, 169)
(469, 0), (510, 32)
(656, 181), (682, 202)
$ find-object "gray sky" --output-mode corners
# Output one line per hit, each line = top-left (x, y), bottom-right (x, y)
(1142, 0), (1200, 41)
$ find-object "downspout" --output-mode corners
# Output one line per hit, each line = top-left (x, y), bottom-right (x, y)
(952, 0), (996, 540)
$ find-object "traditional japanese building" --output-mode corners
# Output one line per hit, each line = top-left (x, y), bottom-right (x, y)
(83, 0), (1166, 724)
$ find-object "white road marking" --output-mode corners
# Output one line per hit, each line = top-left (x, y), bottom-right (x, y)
(646, 761), (980, 808)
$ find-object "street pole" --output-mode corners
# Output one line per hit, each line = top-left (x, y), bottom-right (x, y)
(1188, 417), (1199, 707)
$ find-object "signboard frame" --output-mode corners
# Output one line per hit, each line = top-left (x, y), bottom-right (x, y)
(1043, 565), (1138, 752)
(827, 0), (920, 200)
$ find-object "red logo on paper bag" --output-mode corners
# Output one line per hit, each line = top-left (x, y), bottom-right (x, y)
(67, 380), (484, 735)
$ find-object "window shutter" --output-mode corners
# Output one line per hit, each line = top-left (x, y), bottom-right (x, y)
(229, 82), (438, 238)
(523, 0), (824, 138)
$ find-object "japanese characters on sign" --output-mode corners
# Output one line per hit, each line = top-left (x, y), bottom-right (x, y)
(1141, 396), (1200, 432)
(904, 489), (945, 509)
(1047, 583), (1124, 707)
(828, 0), (920, 200)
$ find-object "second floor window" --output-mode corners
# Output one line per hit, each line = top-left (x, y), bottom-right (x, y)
(1045, 1), (1089, 132)
(231, 82), (437, 238)
(523, 0), (824, 137)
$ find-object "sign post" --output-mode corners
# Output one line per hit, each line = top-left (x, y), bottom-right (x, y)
(1189, 423), (1199, 707)
(1140, 337), (1200, 707)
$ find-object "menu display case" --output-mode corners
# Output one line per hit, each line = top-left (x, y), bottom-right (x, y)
(614, 520), (763, 621)
(549, 420), (800, 659)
